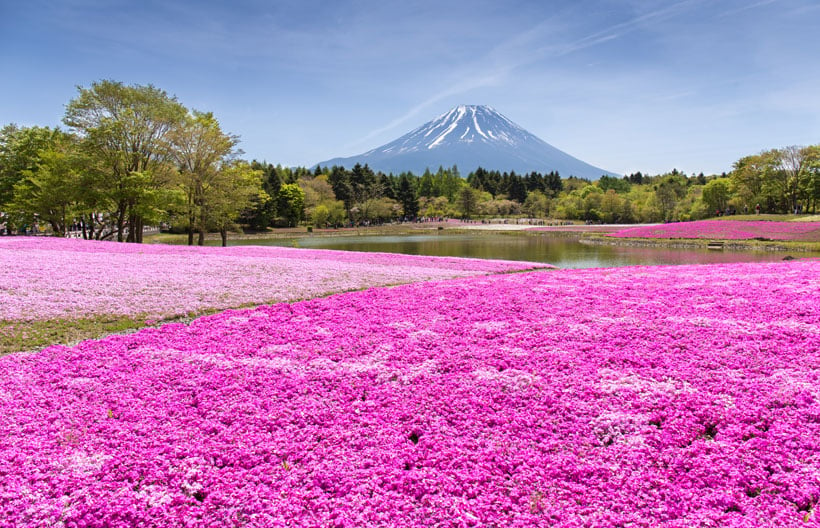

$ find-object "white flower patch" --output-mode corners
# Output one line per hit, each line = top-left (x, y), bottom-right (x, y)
(237, 356), (297, 372)
(667, 316), (757, 334)
(590, 411), (647, 447)
(185, 352), (234, 368)
(376, 359), (439, 385)
(62, 451), (111, 477)
(712, 393), (736, 409)
(765, 320), (819, 334)
(766, 369), (820, 403)
(137, 484), (175, 508)
(473, 321), (510, 332)
(598, 369), (694, 397)
(375, 343), (393, 354)
(496, 346), (530, 358)
(339, 354), (387, 374)
(307, 357), (337, 371)
(472, 368), (540, 391)
(60, 376), (98, 388)
(409, 329), (439, 340)
(260, 343), (297, 356)
(138, 347), (190, 364)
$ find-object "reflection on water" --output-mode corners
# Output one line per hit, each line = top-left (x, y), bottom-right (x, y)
(200, 233), (815, 269)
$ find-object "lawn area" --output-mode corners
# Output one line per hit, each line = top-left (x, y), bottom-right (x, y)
(0, 237), (548, 353)
(1, 259), (818, 526)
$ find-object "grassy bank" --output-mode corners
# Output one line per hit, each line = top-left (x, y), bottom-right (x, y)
(0, 315), (150, 355)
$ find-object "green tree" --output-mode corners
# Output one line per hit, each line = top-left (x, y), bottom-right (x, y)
(347, 164), (383, 222)
(522, 190), (551, 218)
(0, 125), (69, 229)
(730, 153), (771, 211)
(7, 130), (82, 235)
(63, 80), (186, 242)
(418, 169), (435, 198)
(311, 204), (330, 227)
(205, 161), (264, 246)
(277, 183), (305, 227)
(597, 175), (631, 194)
(457, 186), (480, 219)
(653, 173), (688, 221)
(775, 145), (815, 213)
(242, 161), (281, 230)
(701, 178), (731, 214)
(397, 174), (419, 218)
(328, 166), (352, 209)
(168, 110), (238, 245)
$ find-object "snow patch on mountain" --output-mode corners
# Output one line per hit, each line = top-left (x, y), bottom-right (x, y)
(317, 105), (618, 178)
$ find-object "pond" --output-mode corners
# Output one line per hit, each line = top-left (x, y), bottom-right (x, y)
(198, 232), (812, 269)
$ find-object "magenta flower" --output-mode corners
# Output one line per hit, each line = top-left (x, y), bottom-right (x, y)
(608, 220), (820, 241)
(1, 259), (819, 526)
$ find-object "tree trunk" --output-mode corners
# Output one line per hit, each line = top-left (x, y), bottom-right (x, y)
(116, 203), (126, 242)
(126, 214), (136, 242)
(198, 228), (205, 246)
(220, 227), (227, 247)
(187, 228), (194, 245)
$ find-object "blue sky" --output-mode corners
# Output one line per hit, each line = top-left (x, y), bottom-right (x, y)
(1, 0), (818, 175)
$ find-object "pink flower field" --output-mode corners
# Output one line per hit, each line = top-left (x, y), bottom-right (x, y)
(0, 237), (548, 322)
(608, 220), (820, 241)
(1, 260), (819, 526)
(528, 225), (626, 233)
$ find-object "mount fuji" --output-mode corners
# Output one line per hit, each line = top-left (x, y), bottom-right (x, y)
(316, 105), (618, 179)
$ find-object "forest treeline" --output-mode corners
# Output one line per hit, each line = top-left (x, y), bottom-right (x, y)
(1, 81), (819, 244)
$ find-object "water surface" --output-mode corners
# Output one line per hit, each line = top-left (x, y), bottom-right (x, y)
(200, 233), (812, 269)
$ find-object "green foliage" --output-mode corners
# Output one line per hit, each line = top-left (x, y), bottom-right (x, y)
(701, 178), (731, 213)
(0, 125), (69, 217)
(597, 175), (631, 194)
(4, 79), (819, 233)
(277, 183), (305, 227)
(205, 161), (264, 245)
(457, 186), (480, 218)
(4, 128), (81, 234)
(522, 190), (551, 218)
(63, 80), (187, 242)
(397, 174), (419, 218)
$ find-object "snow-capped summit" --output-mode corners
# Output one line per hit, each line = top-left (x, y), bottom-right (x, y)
(377, 105), (528, 152)
(316, 105), (617, 178)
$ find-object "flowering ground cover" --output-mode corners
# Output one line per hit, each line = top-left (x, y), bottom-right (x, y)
(527, 225), (626, 233)
(608, 219), (820, 241)
(1, 259), (819, 526)
(0, 237), (547, 352)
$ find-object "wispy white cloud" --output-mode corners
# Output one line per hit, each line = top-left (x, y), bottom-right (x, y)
(354, 0), (705, 150)
(717, 0), (782, 17)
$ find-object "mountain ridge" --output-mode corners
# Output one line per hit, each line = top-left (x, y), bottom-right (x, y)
(316, 105), (618, 179)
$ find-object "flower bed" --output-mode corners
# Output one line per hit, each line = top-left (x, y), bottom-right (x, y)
(0, 237), (548, 322)
(527, 225), (625, 233)
(607, 220), (820, 241)
(1, 260), (819, 526)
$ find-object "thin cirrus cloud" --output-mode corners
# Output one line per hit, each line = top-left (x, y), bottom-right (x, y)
(1, 0), (818, 174)
(348, 0), (705, 152)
